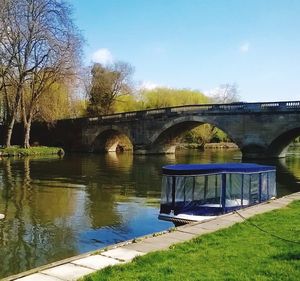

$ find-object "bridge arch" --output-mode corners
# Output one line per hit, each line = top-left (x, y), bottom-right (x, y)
(90, 125), (133, 153)
(267, 127), (300, 158)
(148, 116), (240, 154)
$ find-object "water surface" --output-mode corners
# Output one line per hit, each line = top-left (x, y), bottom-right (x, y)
(0, 149), (300, 278)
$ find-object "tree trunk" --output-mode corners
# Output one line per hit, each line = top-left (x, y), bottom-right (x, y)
(5, 117), (15, 148)
(23, 116), (32, 149)
(5, 87), (22, 147)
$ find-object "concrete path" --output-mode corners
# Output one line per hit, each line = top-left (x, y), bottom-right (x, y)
(3, 192), (300, 281)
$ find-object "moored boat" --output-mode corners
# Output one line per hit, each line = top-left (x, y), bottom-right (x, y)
(158, 163), (276, 225)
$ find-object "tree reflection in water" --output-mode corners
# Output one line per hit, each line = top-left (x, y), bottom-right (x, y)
(0, 157), (78, 277)
(0, 149), (299, 278)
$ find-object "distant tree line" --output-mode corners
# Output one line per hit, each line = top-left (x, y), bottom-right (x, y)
(85, 62), (240, 114)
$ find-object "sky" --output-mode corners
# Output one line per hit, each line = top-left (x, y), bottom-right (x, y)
(70, 0), (300, 102)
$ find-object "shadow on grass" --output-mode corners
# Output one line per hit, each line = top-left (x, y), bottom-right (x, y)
(272, 252), (300, 261)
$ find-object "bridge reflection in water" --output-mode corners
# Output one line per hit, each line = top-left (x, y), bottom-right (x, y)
(0, 149), (300, 278)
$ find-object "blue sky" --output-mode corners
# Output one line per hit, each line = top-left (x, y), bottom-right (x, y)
(71, 0), (300, 102)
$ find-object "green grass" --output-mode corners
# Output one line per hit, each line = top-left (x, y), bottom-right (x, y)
(178, 143), (203, 150)
(0, 146), (64, 156)
(83, 200), (300, 281)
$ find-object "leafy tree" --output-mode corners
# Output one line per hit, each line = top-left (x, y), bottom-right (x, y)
(184, 124), (218, 146)
(87, 62), (134, 115)
(113, 95), (141, 113)
(111, 87), (211, 113)
(30, 80), (85, 122)
(139, 87), (210, 109)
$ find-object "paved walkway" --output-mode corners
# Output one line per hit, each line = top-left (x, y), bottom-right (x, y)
(4, 192), (300, 281)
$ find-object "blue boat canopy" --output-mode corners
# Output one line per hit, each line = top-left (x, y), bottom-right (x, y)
(160, 163), (276, 224)
(162, 163), (275, 175)
(159, 163), (277, 222)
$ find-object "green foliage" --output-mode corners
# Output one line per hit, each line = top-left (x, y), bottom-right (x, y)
(183, 124), (218, 145)
(293, 137), (300, 143)
(214, 129), (230, 142)
(0, 146), (64, 156)
(140, 87), (210, 109)
(37, 82), (86, 120)
(112, 87), (211, 113)
(71, 99), (87, 118)
(83, 200), (300, 281)
(183, 124), (231, 146)
(87, 62), (134, 115)
(113, 95), (142, 113)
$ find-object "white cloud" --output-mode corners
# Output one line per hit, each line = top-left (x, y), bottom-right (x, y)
(204, 87), (218, 97)
(140, 81), (160, 90)
(91, 48), (113, 65)
(239, 42), (250, 53)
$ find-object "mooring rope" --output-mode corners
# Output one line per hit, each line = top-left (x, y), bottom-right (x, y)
(234, 210), (300, 244)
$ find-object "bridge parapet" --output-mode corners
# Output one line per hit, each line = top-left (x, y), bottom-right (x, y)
(82, 101), (300, 124)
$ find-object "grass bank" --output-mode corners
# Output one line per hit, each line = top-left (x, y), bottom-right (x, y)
(83, 200), (300, 281)
(204, 142), (239, 149)
(0, 146), (64, 157)
(177, 143), (203, 150)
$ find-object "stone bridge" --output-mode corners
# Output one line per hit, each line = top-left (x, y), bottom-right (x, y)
(24, 101), (300, 159)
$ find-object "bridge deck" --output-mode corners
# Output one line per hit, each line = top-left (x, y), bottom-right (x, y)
(76, 101), (300, 123)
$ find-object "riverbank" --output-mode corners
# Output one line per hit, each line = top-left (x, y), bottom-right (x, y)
(5, 192), (300, 281)
(0, 146), (64, 157)
(204, 142), (239, 149)
(83, 196), (300, 281)
(178, 142), (238, 150)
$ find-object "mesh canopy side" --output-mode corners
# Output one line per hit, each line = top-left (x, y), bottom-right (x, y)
(173, 176), (195, 203)
(261, 172), (268, 201)
(193, 175), (221, 202)
(268, 171), (276, 198)
(175, 177), (185, 202)
(174, 174), (223, 216)
(206, 174), (222, 203)
(242, 174), (250, 206)
(183, 177), (194, 202)
(173, 175), (223, 203)
(174, 176), (199, 215)
(194, 176), (205, 200)
(249, 173), (259, 204)
(225, 174), (243, 207)
(161, 176), (172, 204)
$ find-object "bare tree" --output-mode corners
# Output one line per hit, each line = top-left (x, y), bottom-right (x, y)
(0, 0), (82, 147)
(211, 83), (240, 104)
(87, 61), (134, 115)
(0, 0), (25, 145)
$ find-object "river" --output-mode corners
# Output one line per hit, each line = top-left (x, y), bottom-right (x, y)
(0, 149), (300, 278)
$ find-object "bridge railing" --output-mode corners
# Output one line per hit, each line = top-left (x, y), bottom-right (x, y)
(84, 101), (300, 123)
